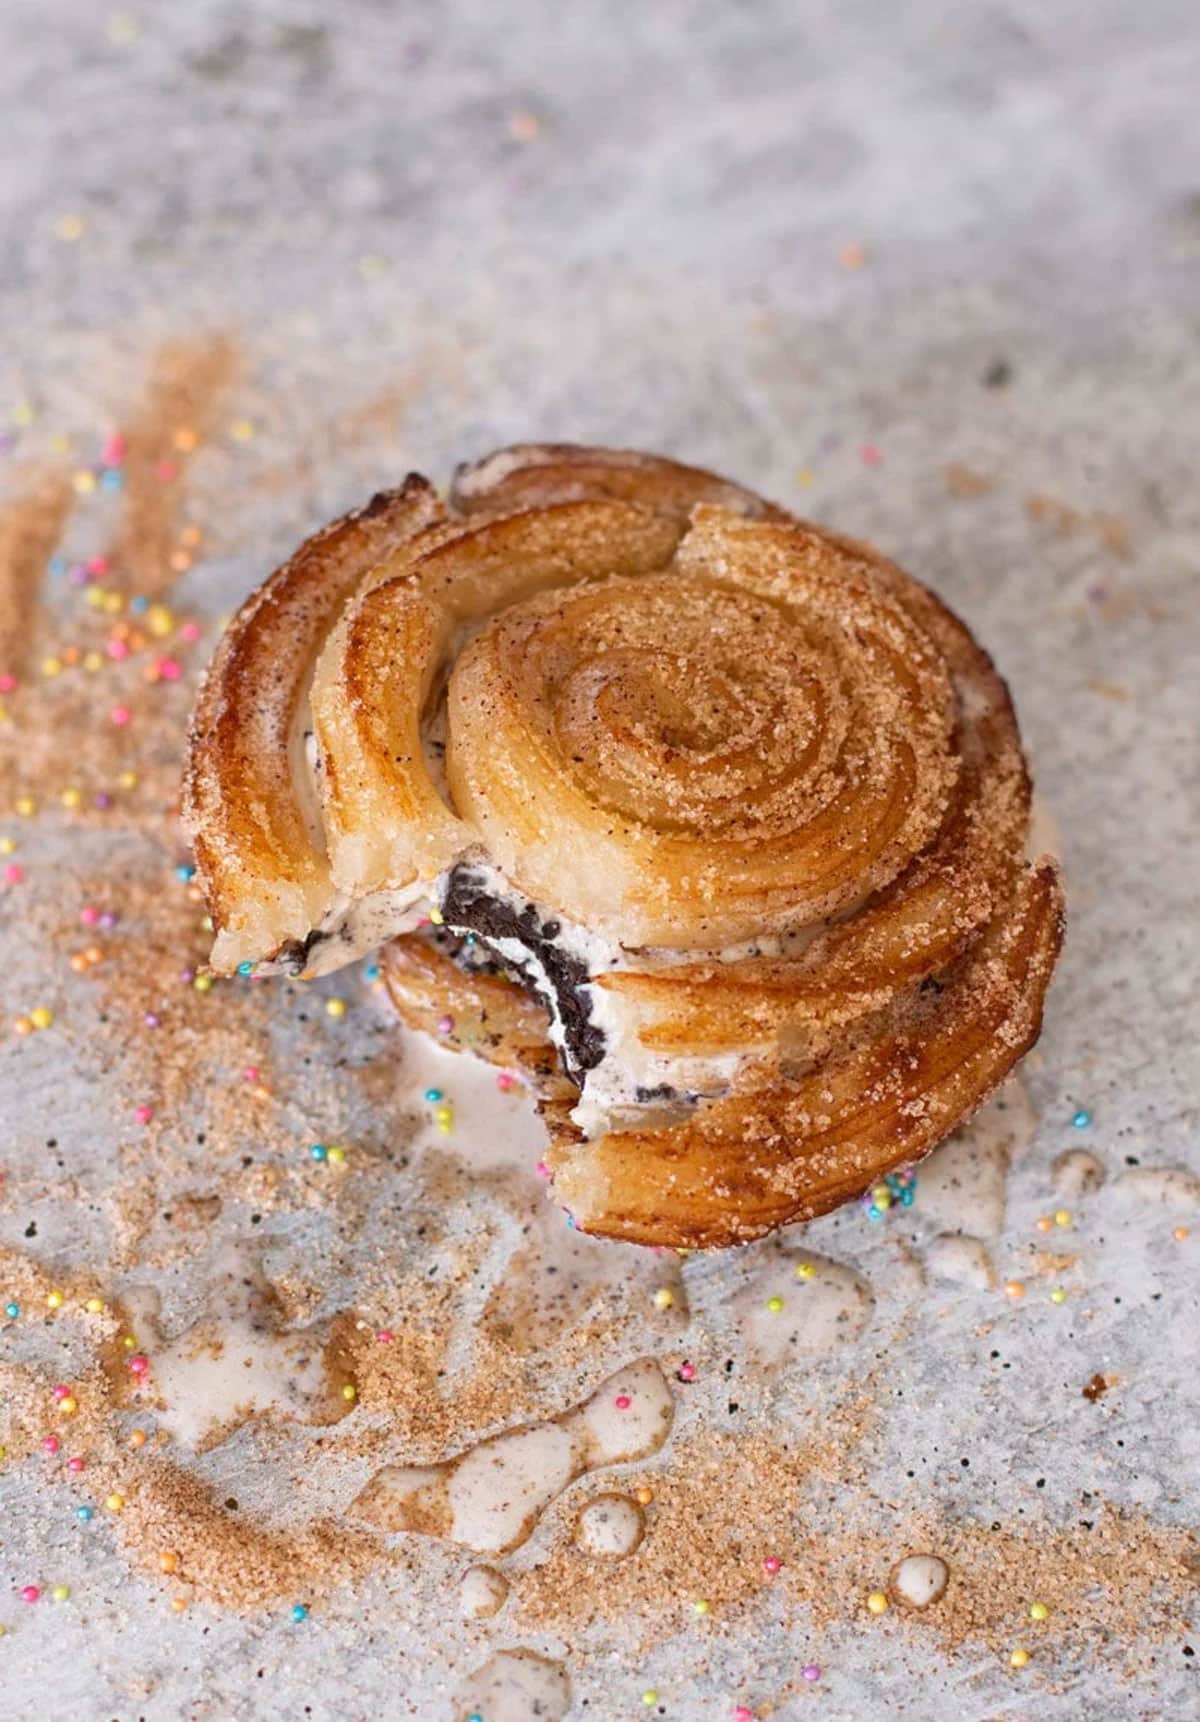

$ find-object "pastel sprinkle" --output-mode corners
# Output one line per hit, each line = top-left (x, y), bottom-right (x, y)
(424, 1088), (443, 1103)
(765, 1296), (784, 1314)
(20, 1586), (39, 1604)
(763, 1556), (782, 1574)
(310, 1144), (327, 1161)
(1029, 1601), (1050, 1621)
(50, 1585), (70, 1603)
(134, 1104), (154, 1124)
(1010, 1647), (1030, 1668)
(4, 1303), (18, 1318)
(436, 1014), (454, 1034)
(867, 1590), (889, 1614)
(801, 1665), (821, 1682)
(678, 1362), (696, 1382)
(67, 1456), (85, 1473)
(794, 1262), (815, 1281)
(42, 1436), (61, 1454)
(614, 1394), (632, 1410)
(1072, 1109), (1092, 1129)
(46, 1290), (64, 1309)
(1050, 1287), (1068, 1304)
(76, 1505), (93, 1522)
(105, 1493), (125, 1512)
(653, 1288), (675, 1310)
(291, 1603), (308, 1622)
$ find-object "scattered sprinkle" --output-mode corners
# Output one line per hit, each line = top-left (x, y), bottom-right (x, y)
(867, 1590), (889, 1615)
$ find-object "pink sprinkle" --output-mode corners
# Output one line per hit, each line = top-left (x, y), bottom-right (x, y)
(106, 638), (130, 660)
(3, 863), (23, 884)
(155, 459), (178, 483)
(0, 672), (16, 693)
(143, 1013), (159, 1029)
(734, 1709), (755, 1722)
(375, 1329), (394, 1344)
(802, 1665), (821, 1683)
(101, 435), (126, 467)
(179, 620), (201, 643)
(98, 911), (116, 929)
(42, 1435), (60, 1455)
(156, 657), (183, 681)
(134, 1104), (154, 1124)
(763, 1555), (782, 1574)
(67, 1456), (85, 1473)
(128, 1354), (149, 1377)
(496, 1071), (518, 1092)
(678, 1362), (696, 1382)
(534, 1160), (550, 1179)
(94, 792), (112, 810)
(52, 1384), (71, 1402)
(436, 1015), (454, 1034)
(110, 705), (132, 726)
(614, 1394), (632, 1410)
(243, 1066), (260, 1083)
(80, 905), (100, 925)
(861, 443), (882, 466)
(87, 556), (110, 577)
(20, 1585), (39, 1604)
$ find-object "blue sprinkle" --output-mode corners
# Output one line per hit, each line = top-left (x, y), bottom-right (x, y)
(4, 1301), (19, 1319)
(566, 1213), (577, 1229)
(291, 1603), (308, 1622)
(48, 554), (68, 576)
(424, 1088), (443, 1103)
(866, 1206), (883, 1223)
(129, 594), (149, 613)
(101, 468), (124, 492)
(900, 1187), (915, 1207)
(310, 1144), (328, 1161)
(237, 961), (254, 976)
(364, 962), (380, 982)
(76, 1505), (94, 1522)
(468, 1714), (483, 1722)
(175, 863), (195, 882)
(1072, 1109), (1092, 1129)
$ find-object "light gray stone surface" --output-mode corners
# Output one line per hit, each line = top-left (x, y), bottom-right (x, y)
(1, 2), (1198, 1718)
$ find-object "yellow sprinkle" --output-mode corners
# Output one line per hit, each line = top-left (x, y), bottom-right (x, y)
(61, 787), (83, 809)
(49, 431), (72, 454)
(146, 604), (173, 637)
(171, 1595), (188, 1613)
(325, 997), (347, 1019)
(0, 837), (13, 854)
(107, 13), (141, 45)
(72, 468), (97, 494)
(641, 1695), (658, 1709)
(11, 401), (35, 428)
(867, 1590), (889, 1615)
(795, 467), (817, 487)
(30, 1007), (54, 1030)
(340, 1383), (357, 1402)
(795, 1262), (815, 1281)
(1010, 1647), (1030, 1668)
(121, 1334), (136, 1349)
(192, 974), (213, 993)
(84, 1297), (105, 1314)
(1029, 1601), (1049, 1621)
(635, 1486), (654, 1506)
(58, 1395), (77, 1415)
(15, 795), (35, 817)
(46, 1290), (64, 1309)
(0, 702), (9, 723)
(766, 1295), (784, 1314)
(433, 1106), (453, 1126)
(41, 656), (63, 678)
(428, 906), (445, 925)
(1050, 1287), (1067, 1304)
(1054, 1209), (1071, 1227)
(105, 1493), (125, 1512)
(230, 417), (256, 442)
(0, 1444), (5, 1459)
(326, 1145), (347, 1165)
(692, 1598), (710, 1615)
(102, 592), (122, 614)
(50, 1584), (70, 1603)
(653, 1288), (675, 1310)
(55, 213), (85, 242)
(118, 770), (138, 789)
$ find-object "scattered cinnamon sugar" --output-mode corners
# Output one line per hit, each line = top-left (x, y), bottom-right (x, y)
(941, 462), (994, 498)
(106, 336), (238, 595)
(0, 470), (73, 680)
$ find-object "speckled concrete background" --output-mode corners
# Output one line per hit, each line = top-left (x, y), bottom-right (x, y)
(2, 1), (1199, 1718)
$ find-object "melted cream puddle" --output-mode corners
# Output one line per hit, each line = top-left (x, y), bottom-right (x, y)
(455, 1650), (570, 1722)
(352, 1358), (673, 1554)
